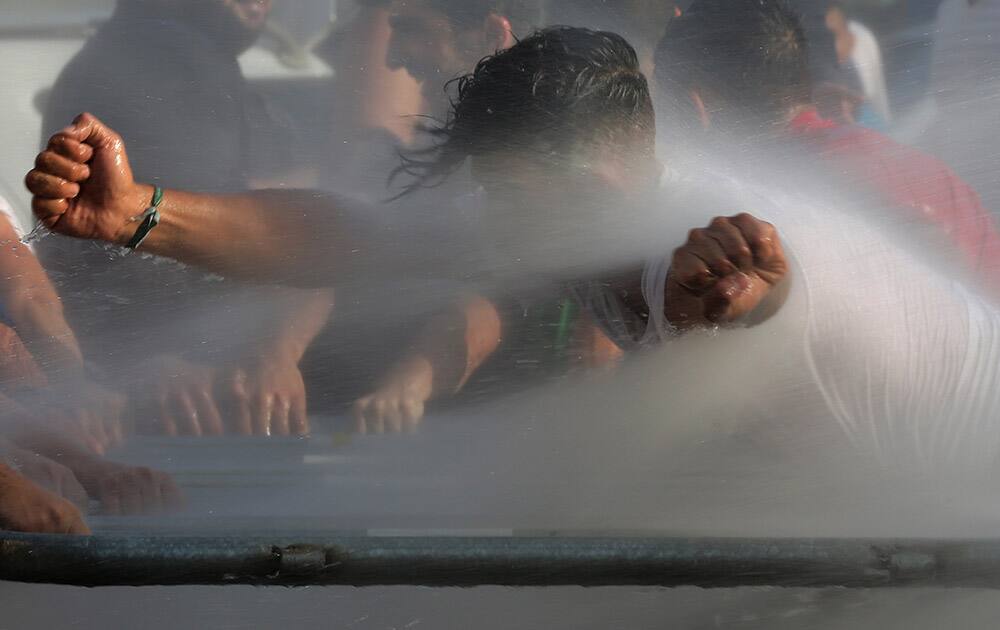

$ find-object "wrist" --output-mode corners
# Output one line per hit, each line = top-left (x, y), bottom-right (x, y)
(245, 341), (304, 367)
(112, 183), (156, 246)
(387, 356), (435, 399)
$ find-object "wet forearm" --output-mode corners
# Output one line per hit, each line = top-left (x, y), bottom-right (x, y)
(0, 220), (84, 375)
(3, 298), (84, 377)
(410, 295), (502, 397)
(251, 288), (335, 363)
(116, 186), (357, 286)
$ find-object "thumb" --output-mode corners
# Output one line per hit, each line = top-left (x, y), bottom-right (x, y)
(703, 272), (761, 323)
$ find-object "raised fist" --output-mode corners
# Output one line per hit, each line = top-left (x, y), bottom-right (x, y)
(26, 112), (148, 244)
(665, 213), (788, 328)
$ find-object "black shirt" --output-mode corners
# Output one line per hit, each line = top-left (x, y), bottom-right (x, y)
(38, 11), (294, 369)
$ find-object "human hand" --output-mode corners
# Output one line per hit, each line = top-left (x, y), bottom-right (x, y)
(217, 354), (309, 437)
(0, 465), (90, 534)
(26, 112), (151, 245)
(665, 213), (788, 329)
(132, 355), (224, 437)
(352, 357), (433, 434)
(71, 459), (183, 516)
(33, 378), (126, 456)
(2, 445), (88, 510)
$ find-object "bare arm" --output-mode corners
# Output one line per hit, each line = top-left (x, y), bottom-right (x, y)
(27, 114), (442, 286)
(353, 294), (502, 433)
(0, 214), (84, 377)
(212, 287), (335, 437)
(251, 288), (336, 365)
(116, 187), (361, 285)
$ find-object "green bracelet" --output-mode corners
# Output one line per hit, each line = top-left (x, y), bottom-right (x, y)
(126, 186), (164, 249)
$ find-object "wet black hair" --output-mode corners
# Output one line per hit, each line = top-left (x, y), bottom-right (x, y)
(392, 26), (656, 196)
(655, 0), (811, 124)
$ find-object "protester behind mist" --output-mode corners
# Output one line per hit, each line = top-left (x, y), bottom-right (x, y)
(317, 0), (426, 200)
(300, 0), (545, 414)
(824, 3), (892, 128)
(38, 0), (330, 437)
(655, 0), (1000, 297)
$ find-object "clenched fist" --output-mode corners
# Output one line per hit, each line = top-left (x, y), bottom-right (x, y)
(26, 113), (149, 244)
(665, 213), (788, 329)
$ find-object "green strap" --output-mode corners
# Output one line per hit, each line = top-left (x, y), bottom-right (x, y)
(553, 297), (577, 354)
(126, 186), (164, 250)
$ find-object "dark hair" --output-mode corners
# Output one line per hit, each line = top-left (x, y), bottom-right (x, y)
(393, 26), (655, 195)
(423, 0), (541, 38)
(655, 0), (811, 124)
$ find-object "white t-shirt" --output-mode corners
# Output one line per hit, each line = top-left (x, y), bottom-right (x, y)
(849, 20), (892, 124)
(630, 174), (1000, 476)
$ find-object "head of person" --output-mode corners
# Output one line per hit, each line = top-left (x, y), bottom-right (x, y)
(395, 27), (659, 271)
(398, 26), (658, 198)
(118, 0), (272, 55)
(655, 0), (812, 132)
(386, 0), (540, 105)
(824, 3), (849, 36)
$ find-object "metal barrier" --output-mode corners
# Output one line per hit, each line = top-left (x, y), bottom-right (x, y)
(4, 533), (999, 588)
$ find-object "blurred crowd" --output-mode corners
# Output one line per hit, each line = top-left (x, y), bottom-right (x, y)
(3, 0), (1000, 535)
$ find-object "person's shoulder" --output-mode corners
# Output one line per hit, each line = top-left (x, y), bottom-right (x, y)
(847, 20), (878, 41)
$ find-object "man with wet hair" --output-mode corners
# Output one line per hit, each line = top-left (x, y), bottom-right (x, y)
(353, 25), (789, 429)
(39, 0), (334, 438)
(654, 0), (1000, 295)
(27, 27), (788, 432)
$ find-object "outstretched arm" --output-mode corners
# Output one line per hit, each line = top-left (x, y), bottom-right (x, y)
(26, 114), (439, 286)
(0, 212), (84, 377)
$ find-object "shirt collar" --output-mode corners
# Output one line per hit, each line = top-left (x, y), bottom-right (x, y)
(788, 108), (839, 134)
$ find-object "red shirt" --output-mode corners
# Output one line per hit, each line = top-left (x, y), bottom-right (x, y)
(789, 108), (1000, 296)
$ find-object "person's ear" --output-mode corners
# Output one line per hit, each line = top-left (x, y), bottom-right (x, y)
(690, 89), (712, 129)
(483, 13), (515, 52)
